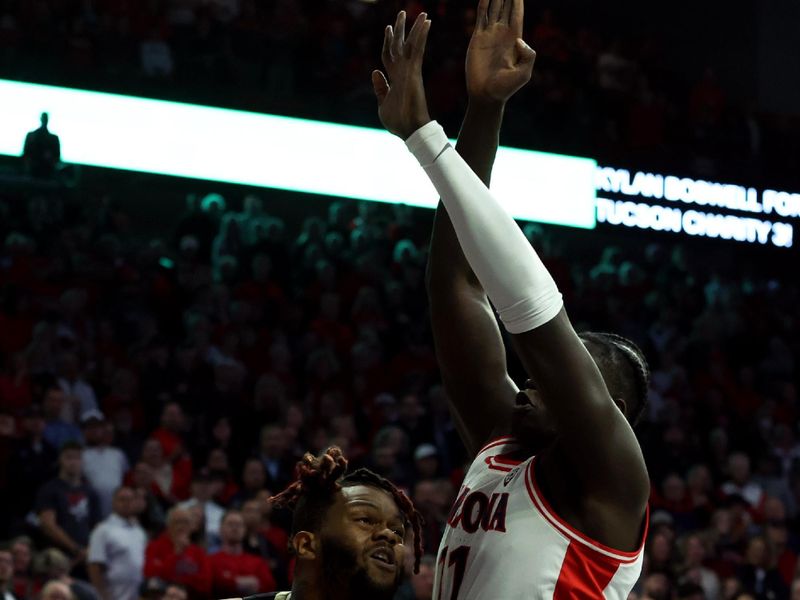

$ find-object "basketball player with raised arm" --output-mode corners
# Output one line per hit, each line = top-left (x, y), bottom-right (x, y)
(371, 3), (650, 599)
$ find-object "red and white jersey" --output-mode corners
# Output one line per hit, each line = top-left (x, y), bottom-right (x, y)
(433, 437), (648, 600)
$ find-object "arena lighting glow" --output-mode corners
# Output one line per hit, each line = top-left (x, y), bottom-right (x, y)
(0, 79), (597, 229)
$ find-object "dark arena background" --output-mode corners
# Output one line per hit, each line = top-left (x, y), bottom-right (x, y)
(0, 1), (799, 600)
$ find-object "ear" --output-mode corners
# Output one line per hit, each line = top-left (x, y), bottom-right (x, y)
(613, 397), (627, 417)
(292, 531), (319, 561)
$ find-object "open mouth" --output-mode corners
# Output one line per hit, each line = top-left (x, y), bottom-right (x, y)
(369, 547), (396, 570)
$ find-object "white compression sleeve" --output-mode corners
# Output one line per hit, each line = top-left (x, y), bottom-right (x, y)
(407, 121), (563, 334)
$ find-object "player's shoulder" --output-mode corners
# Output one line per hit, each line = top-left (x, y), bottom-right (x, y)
(467, 436), (530, 476)
(474, 435), (524, 459)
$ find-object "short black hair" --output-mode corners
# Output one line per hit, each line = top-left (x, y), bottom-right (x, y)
(579, 332), (650, 425)
(271, 447), (424, 573)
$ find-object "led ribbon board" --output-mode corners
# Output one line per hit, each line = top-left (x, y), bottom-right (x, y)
(595, 167), (797, 248)
(0, 79), (597, 229)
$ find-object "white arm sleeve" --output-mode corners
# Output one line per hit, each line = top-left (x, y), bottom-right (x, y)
(407, 121), (563, 334)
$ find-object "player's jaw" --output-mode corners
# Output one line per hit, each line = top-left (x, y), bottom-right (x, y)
(511, 385), (559, 451)
(319, 530), (403, 600)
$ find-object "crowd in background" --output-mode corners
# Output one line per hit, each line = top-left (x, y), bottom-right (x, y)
(1, 0), (799, 184)
(0, 181), (798, 600)
(0, 1), (799, 600)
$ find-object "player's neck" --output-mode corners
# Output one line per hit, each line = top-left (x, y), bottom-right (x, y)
(289, 577), (330, 600)
(291, 572), (354, 600)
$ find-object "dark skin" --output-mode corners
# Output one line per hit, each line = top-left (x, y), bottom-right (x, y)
(372, 0), (649, 552)
(274, 485), (406, 600)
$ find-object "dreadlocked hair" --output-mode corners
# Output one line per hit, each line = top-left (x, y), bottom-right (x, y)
(270, 446), (425, 573)
(578, 332), (651, 426)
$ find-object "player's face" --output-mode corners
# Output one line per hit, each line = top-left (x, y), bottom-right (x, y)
(510, 380), (559, 451)
(319, 485), (407, 599)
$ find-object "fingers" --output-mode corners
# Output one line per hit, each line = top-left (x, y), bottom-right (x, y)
(502, 0), (513, 25)
(392, 11), (406, 59)
(405, 12), (428, 58)
(382, 25), (393, 65)
(510, 0), (524, 35)
(515, 38), (536, 73)
(488, 0), (502, 23)
(371, 70), (390, 105)
(416, 19), (432, 62)
(476, 0), (489, 30)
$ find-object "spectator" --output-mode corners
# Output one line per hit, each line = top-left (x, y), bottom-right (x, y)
(178, 469), (225, 548)
(0, 353), (32, 413)
(42, 386), (83, 451)
(722, 453), (766, 514)
(81, 411), (128, 518)
(143, 507), (212, 599)
(257, 425), (293, 492)
(8, 405), (57, 523)
(231, 458), (266, 506)
(209, 510), (276, 598)
(162, 583), (189, 600)
(87, 486), (147, 600)
(35, 442), (101, 568)
(39, 580), (73, 600)
(678, 533), (720, 600)
(33, 548), (99, 600)
(412, 444), (440, 481)
(737, 536), (788, 600)
(0, 547), (15, 600)
(137, 577), (167, 600)
(138, 438), (192, 505)
(240, 498), (288, 588)
(126, 462), (167, 537)
(22, 112), (60, 178)
(151, 403), (187, 463)
(140, 29), (174, 78)
(9, 537), (33, 600)
(57, 354), (98, 426)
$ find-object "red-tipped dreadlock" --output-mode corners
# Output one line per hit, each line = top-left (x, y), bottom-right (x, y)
(270, 446), (425, 573)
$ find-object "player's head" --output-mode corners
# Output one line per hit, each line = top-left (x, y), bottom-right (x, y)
(271, 447), (424, 600)
(512, 332), (649, 447)
(40, 112), (49, 128)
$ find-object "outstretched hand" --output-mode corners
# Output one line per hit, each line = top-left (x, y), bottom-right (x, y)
(466, 0), (536, 105)
(372, 11), (433, 140)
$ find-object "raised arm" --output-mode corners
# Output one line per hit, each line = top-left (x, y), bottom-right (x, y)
(377, 0), (536, 455)
(372, 9), (648, 520)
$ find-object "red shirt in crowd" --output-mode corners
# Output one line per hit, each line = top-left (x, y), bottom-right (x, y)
(209, 550), (277, 597)
(144, 534), (212, 598)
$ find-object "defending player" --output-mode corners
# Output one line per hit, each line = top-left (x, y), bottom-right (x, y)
(221, 447), (423, 600)
(372, 4), (650, 599)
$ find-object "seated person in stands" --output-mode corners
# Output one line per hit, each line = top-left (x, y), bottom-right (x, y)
(144, 507), (212, 599)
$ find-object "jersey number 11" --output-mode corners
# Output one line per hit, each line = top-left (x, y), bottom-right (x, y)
(436, 545), (471, 600)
